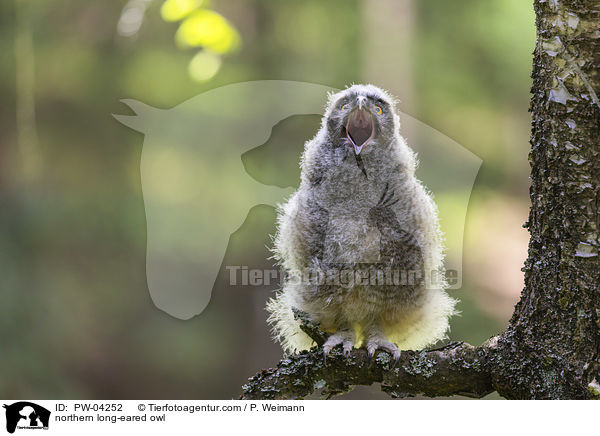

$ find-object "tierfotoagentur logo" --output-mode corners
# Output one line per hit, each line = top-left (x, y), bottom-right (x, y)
(3, 402), (50, 434)
(226, 265), (459, 288)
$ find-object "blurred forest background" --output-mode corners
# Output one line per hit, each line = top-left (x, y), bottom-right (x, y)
(0, 0), (535, 399)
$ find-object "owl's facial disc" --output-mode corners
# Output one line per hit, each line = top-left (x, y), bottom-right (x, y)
(345, 109), (374, 155)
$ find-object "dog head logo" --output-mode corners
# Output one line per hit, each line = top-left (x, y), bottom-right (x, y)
(113, 81), (481, 319)
(3, 402), (50, 433)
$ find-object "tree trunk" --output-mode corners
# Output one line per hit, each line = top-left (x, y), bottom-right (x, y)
(490, 0), (600, 399)
(240, 0), (600, 400)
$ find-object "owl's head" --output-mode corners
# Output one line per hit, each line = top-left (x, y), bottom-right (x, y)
(324, 84), (399, 155)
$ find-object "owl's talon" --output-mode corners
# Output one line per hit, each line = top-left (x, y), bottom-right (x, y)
(365, 334), (401, 367)
(342, 341), (353, 358)
(366, 346), (376, 364)
(342, 345), (353, 358)
(323, 330), (355, 361)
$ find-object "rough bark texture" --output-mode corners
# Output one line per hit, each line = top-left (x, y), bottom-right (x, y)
(491, 0), (600, 399)
(241, 0), (600, 400)
(241, 341), (493, 400)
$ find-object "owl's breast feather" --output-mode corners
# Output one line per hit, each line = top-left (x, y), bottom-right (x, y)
(322, 214), (381, 264)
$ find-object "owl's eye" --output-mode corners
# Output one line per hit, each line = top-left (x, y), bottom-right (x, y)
(375, 106), (383, 115)
(341, 104), (349, 111)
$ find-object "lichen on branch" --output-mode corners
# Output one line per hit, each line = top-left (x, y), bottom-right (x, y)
(241, 312), (495, 399)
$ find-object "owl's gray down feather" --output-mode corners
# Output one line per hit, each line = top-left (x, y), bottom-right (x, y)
(267, 84), (457, 358)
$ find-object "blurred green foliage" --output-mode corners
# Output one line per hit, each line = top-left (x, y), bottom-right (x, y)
(1, 0), (534, 399)
(160, 0), (241, 81)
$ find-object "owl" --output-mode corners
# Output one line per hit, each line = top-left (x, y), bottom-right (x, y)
(267, 84), (457, 360)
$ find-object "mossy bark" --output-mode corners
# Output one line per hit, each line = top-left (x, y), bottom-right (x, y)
(241, 0), (600, 400)
(491, 0), (600, 399)
(241, 341), (494, 400)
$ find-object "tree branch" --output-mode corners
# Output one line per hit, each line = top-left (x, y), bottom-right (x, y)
(240, 315), (496, 399)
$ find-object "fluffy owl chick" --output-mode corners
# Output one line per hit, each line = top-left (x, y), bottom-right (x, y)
(267, 84), (457, 360)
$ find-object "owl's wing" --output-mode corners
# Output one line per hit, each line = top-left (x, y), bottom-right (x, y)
(300, 195), (330, 264)
(368, 188), (424, 287)
(378, 220), (424, 272)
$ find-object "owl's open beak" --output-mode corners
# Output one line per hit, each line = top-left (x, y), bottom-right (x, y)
(346, 109), (374, 155)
